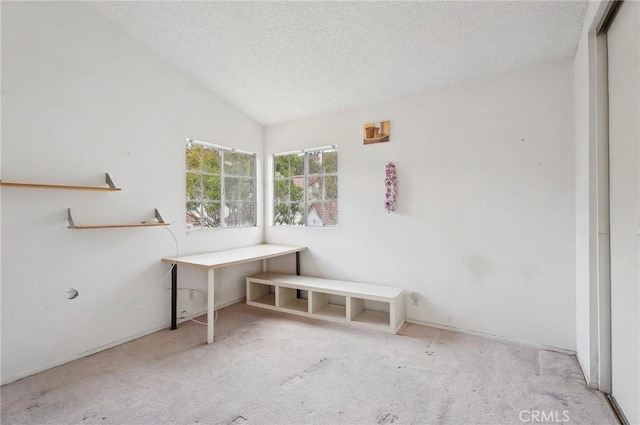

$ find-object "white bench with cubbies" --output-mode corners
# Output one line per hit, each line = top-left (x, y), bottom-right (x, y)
(246, 272), (405, 334)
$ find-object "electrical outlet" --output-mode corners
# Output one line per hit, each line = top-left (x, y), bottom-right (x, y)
(410, 292), (419, 305)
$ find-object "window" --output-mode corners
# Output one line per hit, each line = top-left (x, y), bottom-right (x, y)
(186, 139), (256, 230)
(273, 146), (338, 226)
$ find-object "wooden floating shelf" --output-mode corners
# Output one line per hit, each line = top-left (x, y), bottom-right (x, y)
(1, 173), (121, 191)
(68, 208), (169, 230)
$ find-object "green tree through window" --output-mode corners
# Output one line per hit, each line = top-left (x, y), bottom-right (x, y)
(274, 153), (305, 225)
(274, 147), (338, 226)
(186, 140), (256, 229)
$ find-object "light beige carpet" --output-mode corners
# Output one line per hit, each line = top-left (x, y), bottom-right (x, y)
(1, 303), (617, 425)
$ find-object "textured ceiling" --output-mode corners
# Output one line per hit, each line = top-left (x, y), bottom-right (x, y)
(89, 1), (588, 126)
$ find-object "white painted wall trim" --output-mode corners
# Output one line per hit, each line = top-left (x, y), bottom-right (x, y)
(577, 351), (601, 389)
(0, 323), (169, 386)
(406, 319), (576, 356)
(184, 300), (579, 357)
(176, 296), (246, 325)
(577, 0), (615, 393)
(1, 296), (249, 386)
(593, 29), (612, 395)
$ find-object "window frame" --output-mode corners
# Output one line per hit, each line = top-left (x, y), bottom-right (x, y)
(272, 145), (338, 227)
(186, 138), (257, 230)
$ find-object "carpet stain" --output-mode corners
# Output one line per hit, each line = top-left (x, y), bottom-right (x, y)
(280, 357), (329, 386)
(231, 415), (247, 424)
(378, 412), (399, 424)
(542, 391), (569, 407)
(305, 357), (329, 372)
(280, 374), (303, 386)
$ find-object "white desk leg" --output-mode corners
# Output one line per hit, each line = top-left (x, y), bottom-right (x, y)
(207, 268), (215, 344)
(262, 259), (267, 272)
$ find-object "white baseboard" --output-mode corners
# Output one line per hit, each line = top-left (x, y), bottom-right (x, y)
(1, 323), (168, 386)
(176, 297), (246, 324)
(575, 351), (600, 389)
(405, 318), (576, 356)
(2, 298), (249, 385)
(607, 394), (630, 425)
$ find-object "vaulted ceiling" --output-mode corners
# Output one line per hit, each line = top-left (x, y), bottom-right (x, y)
(89, 1), (588, 126)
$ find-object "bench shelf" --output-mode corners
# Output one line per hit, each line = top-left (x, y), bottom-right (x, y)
(246, 272), (405, 334)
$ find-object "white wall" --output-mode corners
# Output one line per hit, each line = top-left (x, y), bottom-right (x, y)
(1, 0), (583, 385)
(1, 2), (263, 384)
(265, 61), (576, 351)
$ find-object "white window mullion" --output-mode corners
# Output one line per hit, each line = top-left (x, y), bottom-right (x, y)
(221, 150), (227, 227)
(303, 151), (309, 226)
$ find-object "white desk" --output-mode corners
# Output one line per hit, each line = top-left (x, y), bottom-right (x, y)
(161, 244), (306, 343)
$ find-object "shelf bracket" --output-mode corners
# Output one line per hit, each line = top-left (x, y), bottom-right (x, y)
(105, 173), (117, 190)
(67, 208), (77, 229)
(154, 209), (166, 224)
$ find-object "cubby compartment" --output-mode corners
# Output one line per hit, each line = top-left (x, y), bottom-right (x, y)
(311, 292), (346, 320)
(279, 286), (309, 313)
(247, 281), (276, 307)
(350, 298), (391, 328)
